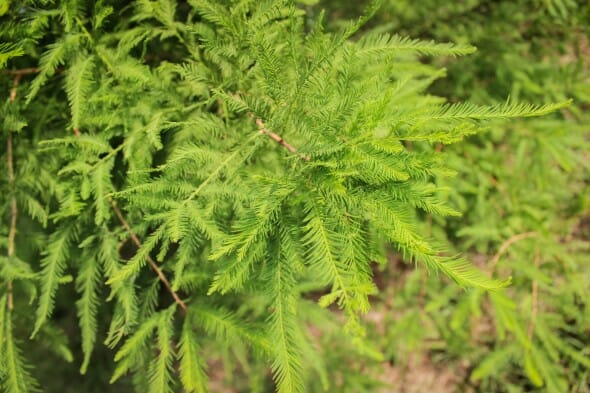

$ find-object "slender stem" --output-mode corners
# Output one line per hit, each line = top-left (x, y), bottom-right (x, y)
(256, 118), (297, 153)
(109, 198), (188, 313)
(7, 136), (17, 311)
(2, 67), (41, 76)
(227, 94), (308, 159)
(489, 231), (537, 273)
(6, 76), (21, 310)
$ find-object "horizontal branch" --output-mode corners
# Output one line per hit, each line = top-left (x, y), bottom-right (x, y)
(2, 67), (41, 76)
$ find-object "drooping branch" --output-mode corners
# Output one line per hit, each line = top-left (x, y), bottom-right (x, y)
(66, 112), (187, 312)
(109, 198), (188, 313)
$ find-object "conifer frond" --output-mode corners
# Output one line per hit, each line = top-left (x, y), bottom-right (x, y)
(424, 255), (510, 290)
(381, 183), (461, 217)
(189, 0), (236, 33)
(42, 134), (112, 156)
(350, 145), (410, 184)
(97, 230), (139, 335)
(2, 314), (40, 393)
(419, 100), (573, 122)
(139, 0), (178, 30)
(208, 182), (294, 294)
(361, 197), (433, 255)
(178, 317), (209, 393)
(147, 306), (176, 393)
(107, 224), (166, 285)
(301, 198), (353, 309)
(92, 4), (114, 30)
(65, 54), (95, 130)
(33, 223), (79, 336)
(361, 195), (508, 290)
(207, 236), (266, 295)
(247, 0), (295, 30)
(27, 35), (80, 103)
(60, 0), (85, 31)
(115, 26), (153, 53)
(0, 256), (36, 281)
(339, 0), (383, 42)
(0, 43), (24, 69)
(254, 37), (289, 100)
(164, 143), (219, 172)
(470, 346), (516, 381)
(111, 311), (161, 383)
(268, 228), (305, 393)
(75, 254), (101, 374)
(17, 191), (49, 226)
(91, 159), (114, 225)
(193, 304), (271, 354)
(356, 33), (476, 58)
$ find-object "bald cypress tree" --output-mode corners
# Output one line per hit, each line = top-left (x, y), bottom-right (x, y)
(0, 1), (570, 392)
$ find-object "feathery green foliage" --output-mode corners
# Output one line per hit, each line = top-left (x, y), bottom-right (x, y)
(1, 0), (585, 392)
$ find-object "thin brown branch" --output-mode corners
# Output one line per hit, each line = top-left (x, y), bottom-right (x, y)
(109, 198), (188, 313)
(489, 231), (537, 273)
(256, 118), (297, 153)
(9, 74), (21, 101)
(6, 75), (21, 310)
(7, 135), (17, 311)
(527, 251), (540, 340)
(2, 67), (41, 76)
(255, 118), (310, 161)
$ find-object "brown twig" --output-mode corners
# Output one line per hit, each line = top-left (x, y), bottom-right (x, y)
(2, 67), (41, 76)
(488, 231), (537, 273)
(255, 118), (297, 153)
(7, 136), (17, 310)
(109, 198), (188, 313)
(527, 251), (540, 340)
(255, 118), (310, 161)
(9, 74), (21, 101)
(6, 75), (21, 310)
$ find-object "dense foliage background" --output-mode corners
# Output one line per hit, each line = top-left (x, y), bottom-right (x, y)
(1, 1), (589, 392)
